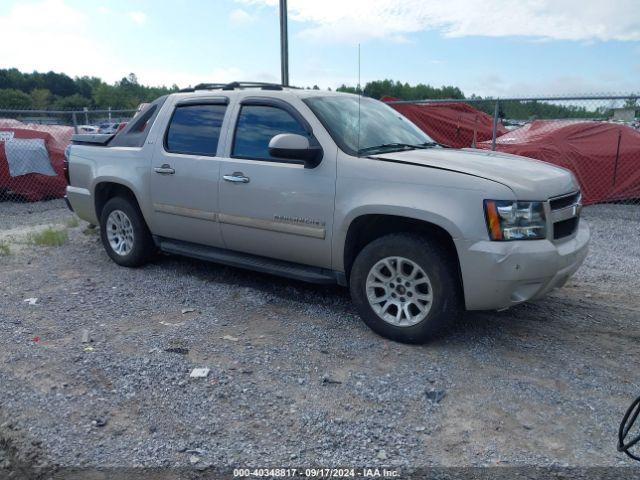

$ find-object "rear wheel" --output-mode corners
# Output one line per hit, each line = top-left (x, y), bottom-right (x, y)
(349, 233), (461, 343)
(100, 196), (155, 267)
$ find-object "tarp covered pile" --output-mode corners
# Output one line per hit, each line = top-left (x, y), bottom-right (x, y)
(478, 121), (640, 204)
(382, 97), (508, 148)
(0, 120), (73, 201)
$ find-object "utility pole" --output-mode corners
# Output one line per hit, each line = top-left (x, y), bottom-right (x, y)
(279, 0), (289, 86)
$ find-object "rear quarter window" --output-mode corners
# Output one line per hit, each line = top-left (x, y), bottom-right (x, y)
(109, 95), (167, 148)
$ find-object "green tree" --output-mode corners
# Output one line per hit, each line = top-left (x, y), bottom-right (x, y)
(623, 96), (638, 116)
(30, 88), (52, 109)
(0, 68), (29, 91)
(53, 93), (91, 110)
(75, 76), (103, 99)
(336, 83), (358, 94)
(0, 68), (183, 111)
(337, 79), (464, 100)
(93, 83), (136, 109)
(0, 88), (33, 108)
(42, 71), (78, 97)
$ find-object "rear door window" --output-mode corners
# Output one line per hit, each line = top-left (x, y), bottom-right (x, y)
(165, 104), (227, 156)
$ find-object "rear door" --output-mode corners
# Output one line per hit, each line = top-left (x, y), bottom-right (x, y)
(217, 97), (337, 268)
(150, 97), (229, 247)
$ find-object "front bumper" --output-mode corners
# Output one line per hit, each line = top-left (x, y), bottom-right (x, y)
(455, 221), (590, 311)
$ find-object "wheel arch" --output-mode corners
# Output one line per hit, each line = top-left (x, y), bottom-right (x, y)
(93, 180), (145, 223)
(340, 211), (463, 291)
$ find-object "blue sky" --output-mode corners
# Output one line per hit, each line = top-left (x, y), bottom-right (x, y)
(0, 0), (638, 97)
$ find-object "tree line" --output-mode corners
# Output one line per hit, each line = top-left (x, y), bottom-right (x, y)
(460, 96), (607, 121)
(0, 68), (621, 120)
(336, 79), (465, 100)
(337, 80), (611, 120)
(0, 69), (178, 110)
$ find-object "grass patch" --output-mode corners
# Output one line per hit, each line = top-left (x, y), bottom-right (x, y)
(66, 216), (80, 228)
(29, 228), (68, 247)
(0, 241), (10, 256)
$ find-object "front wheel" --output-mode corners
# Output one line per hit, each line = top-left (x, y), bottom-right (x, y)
(349, 233), (462, 344)
(100, 196), (155, 267)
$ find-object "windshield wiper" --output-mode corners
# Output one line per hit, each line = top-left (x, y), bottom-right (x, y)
(357, 142), (438, 155)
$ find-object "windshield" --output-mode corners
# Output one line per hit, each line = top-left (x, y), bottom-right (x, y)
(303, 95), (436, 156)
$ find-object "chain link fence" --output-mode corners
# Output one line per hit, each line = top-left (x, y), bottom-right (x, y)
(0, 108), (135, 202)
(385, 94), (640, 206)
(0, 95), (639, 208)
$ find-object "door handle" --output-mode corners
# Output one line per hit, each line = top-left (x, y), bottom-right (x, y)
(154, 164), (175, 175)
(223, 172), (250, 183)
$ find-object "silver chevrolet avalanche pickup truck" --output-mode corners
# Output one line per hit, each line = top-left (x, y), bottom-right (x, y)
(66, 82), (589, 343)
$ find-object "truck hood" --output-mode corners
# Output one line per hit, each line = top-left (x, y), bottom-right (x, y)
(371, 147), (577, 200)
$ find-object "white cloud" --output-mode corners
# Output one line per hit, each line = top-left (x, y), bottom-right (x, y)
(0, 0), (199, 88)
(0, 0), (116, 82)
(127, 11), (147, 25)
(467, 73), (640, 98)
(237, 0), (640, 43)
(229, 8), (255, 26)
(2, 0), (636, 97)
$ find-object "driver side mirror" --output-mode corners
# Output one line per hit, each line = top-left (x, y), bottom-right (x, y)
(268, 133), (323, 168)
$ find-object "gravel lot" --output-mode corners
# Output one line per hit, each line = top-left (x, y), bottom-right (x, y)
(0, 200), (639, 477)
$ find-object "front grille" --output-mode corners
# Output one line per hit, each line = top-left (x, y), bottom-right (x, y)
(554, 217), (579, 239)
(549, 191), (581, 240)
(550, 191), (580, 210)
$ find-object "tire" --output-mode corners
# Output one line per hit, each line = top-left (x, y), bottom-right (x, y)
(99, 196), (155, 267)
(349, 233), (462, 344)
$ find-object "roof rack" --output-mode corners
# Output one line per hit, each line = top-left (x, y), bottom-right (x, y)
(178, 81), (294, 93)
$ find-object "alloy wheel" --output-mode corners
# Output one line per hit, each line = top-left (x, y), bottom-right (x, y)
(365, 256), (434, 327)
(106, 209), (135, 256)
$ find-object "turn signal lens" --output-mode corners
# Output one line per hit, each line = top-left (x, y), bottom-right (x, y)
(484, 200), (504, 240)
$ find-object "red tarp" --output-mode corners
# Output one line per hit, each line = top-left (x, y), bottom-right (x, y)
(382, 97), (508, 148)
(0, 123), (73, 202)
(477, 121), (640, 204)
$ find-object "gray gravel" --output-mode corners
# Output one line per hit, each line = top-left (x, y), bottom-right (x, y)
(0, 198), (69, 231)
(0, 202), (639, 477)
(579, 204), (640, 295)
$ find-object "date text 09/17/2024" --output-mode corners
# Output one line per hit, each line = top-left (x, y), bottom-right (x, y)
(232, 467), (400, 478)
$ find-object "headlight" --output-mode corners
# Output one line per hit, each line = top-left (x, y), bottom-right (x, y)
(484, 200), (546, 240)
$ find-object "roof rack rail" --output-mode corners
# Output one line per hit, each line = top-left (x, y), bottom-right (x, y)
(178, 81), (298, 93)
(221, 81), (283, 90)
(178, 83), (226, 93)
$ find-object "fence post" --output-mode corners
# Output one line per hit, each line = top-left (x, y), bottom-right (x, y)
(491, 99), (500, 151)
(108, 106), (112, 122)
(72, 112), (78, 134)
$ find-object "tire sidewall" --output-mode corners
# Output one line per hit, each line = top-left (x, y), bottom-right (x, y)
(350, 234), (459, 343)
(100, 196), (152, 267)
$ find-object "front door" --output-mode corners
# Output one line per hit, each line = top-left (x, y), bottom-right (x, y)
(150, 99), (228, 247)
(218, 99), (336, 268)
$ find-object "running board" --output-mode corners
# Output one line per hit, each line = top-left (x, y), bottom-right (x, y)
(158, 238), (338, 284)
